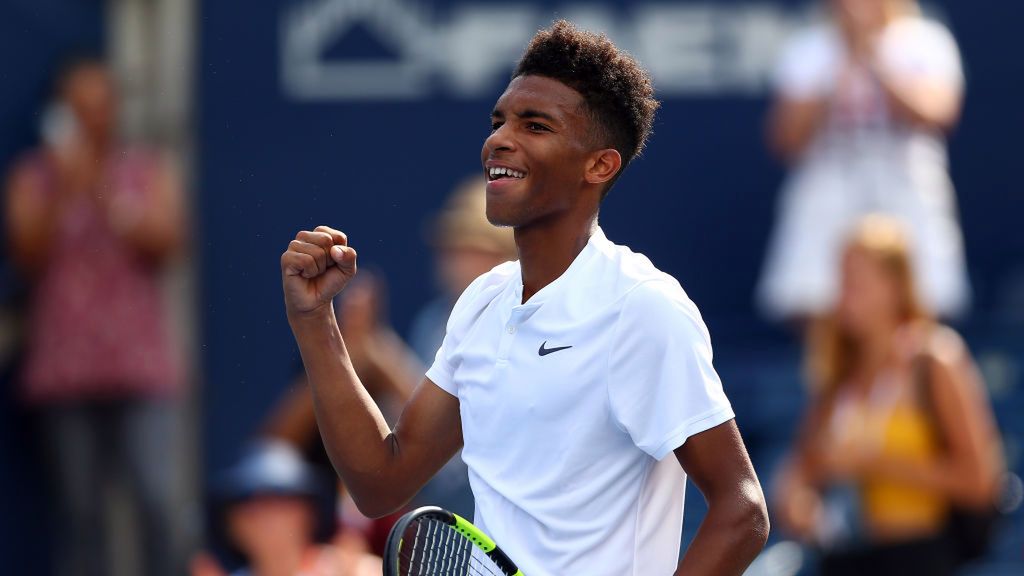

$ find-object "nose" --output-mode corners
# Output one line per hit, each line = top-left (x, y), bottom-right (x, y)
(483, 123), (516, 157)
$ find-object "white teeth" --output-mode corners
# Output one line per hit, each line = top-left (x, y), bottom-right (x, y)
(488, 167), (525, 179)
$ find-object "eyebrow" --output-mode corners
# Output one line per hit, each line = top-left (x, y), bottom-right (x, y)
(491, 108), (560, 125)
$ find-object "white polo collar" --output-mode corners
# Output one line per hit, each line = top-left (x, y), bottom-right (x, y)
(510, 226), (609, 307)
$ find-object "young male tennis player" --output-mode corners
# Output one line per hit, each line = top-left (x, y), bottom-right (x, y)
(282, 20), (769, 575)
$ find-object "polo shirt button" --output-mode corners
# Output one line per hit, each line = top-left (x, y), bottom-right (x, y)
(507, 325), (515, 334)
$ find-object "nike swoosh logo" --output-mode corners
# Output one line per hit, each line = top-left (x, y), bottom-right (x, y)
(538, 341), (573, 356)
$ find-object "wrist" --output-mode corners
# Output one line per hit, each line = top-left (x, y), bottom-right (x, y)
(287, 302), (336, 328)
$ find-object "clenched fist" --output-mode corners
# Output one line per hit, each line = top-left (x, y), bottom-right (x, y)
(281, 225), (357, 318)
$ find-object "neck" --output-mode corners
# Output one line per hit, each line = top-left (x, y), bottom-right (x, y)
(249, 545), (306, 576)
(514, 211), (597, 303)
(852, 318), (900, 383)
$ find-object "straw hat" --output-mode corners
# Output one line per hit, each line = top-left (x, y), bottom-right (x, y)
(430, 175), (517, 259)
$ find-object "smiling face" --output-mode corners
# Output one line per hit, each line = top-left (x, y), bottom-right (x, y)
(481, 75), (605, 229)
(62, 62), (117, 140)
(829, 0), (891, 34)
(836, 245), (903, 336)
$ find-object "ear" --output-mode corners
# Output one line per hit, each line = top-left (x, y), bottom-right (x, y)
(584, 148), (622, 186)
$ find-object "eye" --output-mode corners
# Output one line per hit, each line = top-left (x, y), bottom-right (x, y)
(527, 122), (550, 132)
(490, 121), (504, 132)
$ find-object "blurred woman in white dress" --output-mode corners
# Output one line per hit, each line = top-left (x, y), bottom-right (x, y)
(757, 0), (970, 323)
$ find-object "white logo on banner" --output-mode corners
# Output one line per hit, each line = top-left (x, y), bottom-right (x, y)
(279, 0), (810, 100)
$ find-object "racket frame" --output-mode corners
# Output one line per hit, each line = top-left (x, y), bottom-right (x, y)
(383, 506), (524, 576)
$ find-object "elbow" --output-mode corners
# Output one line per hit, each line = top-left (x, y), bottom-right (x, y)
(707, 487), (770, 555)
(954, 467), (1001, 509)
(915, 112), (958, 134)
(142, 225), (185, 262)
(747, 493), (771, 551)
(353, 501), (394, 520)
(347, 486), (408, 520)
(348, 494), (392, 520)
(767, 130), (806, 165)
(730, 488), (771, 553)
(906, 100), (961, 133)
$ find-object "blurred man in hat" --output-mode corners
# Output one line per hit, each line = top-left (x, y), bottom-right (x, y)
(191, 442), (381, 576)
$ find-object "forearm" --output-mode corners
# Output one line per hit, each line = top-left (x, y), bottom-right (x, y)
(116, 214), (182, 259)
(868, 454), (996, 507)
(289, 309), (408, 514)
(876, 72), (960, 131)
(767, 98), (828, 162)
(262, 382), (319, 447)
(10, 222), (59, 274)
(109, 193), (183, 261)
(7, 192), (62, 274)
(675, 489), (769, 575)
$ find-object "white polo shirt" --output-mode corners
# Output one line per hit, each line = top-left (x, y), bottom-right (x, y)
(426, 227), (734, 576)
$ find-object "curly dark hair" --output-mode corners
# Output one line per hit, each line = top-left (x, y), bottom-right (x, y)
(513, 20), (659, 194)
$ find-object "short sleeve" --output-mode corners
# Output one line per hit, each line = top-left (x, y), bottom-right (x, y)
(425, 333), (458, 396)
(424, 271), (493, 397)
(877, 19), (964, 91)
(607, 281), (735, 461)
(773, 26), (841, 100)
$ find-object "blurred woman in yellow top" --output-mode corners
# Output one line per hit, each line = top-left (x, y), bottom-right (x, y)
(774, 215), (1004, 575)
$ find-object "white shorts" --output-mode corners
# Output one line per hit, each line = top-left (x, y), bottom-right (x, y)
(757, 150), (970, 320)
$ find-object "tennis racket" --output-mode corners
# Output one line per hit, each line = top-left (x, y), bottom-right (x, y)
(383, 506), (524, 576)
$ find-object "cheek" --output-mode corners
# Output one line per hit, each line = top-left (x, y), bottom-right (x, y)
(837, 264), (870, 316)
(841, 272), (889, 317)
(837, 281), (862, 319)
(878, 280), (904, 317)
(225, 507), (260, 547)
(528, 151), (583, 196)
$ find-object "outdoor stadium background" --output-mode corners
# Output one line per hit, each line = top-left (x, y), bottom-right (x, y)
(0, 0), (1021, 573)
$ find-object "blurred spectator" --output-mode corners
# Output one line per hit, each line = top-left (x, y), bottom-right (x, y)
(774, 215), (1004, 575)
(192, 441), (381, 576)
(263, 271), (418, 555)
(406, 175), (516, 519)
(4, 55), (185, 576)
(757, 0), (969, 323)
(334, 271), (421, 423)
(407, 175), (517, 365)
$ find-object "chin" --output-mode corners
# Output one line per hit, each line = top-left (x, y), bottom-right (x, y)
(485, 212), (519, 228)
(484, 200), (523, 228)
(836, 315), (867, 337)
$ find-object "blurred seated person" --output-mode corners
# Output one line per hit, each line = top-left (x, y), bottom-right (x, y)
(263, 271), (419, 554)
(5, 54), (185, 576)
(774, 215), (1004, 576)
(407, 175), (517, 364)
(757, 0), (969, 324)
(265, 270), (419, 448)
(192, 442), (381, 576)
(332, 270), (421, 422)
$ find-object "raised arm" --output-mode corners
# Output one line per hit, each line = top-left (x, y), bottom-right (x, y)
(674, 420), (769, 576)
(282, 226), (463, 517)
(766, 96), (829, 163)
(109, 152), (185, 262)
(874, 68), (961, 131)
(6, 159), (63, 276)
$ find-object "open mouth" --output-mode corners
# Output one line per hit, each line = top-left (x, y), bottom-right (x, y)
(487, 166), (527, 182)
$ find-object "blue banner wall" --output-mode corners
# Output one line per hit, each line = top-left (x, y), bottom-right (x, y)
(199, 0), (1024, 480)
